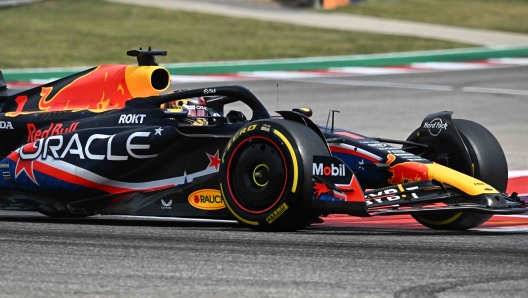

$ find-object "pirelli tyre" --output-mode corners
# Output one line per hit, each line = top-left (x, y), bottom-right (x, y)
(219, 119), (329, 231)
(408, 119), (507, 230)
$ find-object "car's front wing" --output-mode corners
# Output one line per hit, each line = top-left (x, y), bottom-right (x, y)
(311, 156), (528, 217)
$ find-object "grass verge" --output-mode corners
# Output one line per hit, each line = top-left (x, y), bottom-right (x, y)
(334, 0), (528, 34)
(0, 0), (470, 68)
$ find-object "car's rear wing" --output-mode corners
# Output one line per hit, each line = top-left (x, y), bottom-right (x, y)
(0, 71), (28, 112)
(0, 71), (6, 89)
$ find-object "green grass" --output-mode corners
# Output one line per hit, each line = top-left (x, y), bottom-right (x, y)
(0, 0), (470, 68)
(335, 0), (528, 34)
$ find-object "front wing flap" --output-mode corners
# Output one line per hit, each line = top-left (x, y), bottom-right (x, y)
(310, 156), (528, 216)
(365, 181), (528, 216)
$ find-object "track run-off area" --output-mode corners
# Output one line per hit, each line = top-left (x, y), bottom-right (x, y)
(2, 57), (528, 297)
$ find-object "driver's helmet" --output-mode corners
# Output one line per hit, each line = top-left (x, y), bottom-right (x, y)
(162, 96), (209, 126)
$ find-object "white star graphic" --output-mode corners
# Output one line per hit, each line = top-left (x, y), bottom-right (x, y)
(359, 159), (365, 168)
(155, 127), (163, 136)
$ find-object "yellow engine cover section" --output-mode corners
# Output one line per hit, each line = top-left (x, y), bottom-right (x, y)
(125, 65), (170, 98)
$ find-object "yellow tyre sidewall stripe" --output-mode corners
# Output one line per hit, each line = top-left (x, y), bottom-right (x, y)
(220, 183), (259, 226)
(417, 212), (463, 226)
(273, 129), (298, 194)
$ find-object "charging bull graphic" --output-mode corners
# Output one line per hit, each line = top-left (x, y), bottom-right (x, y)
(37, 65), (169, 112)
(6, 65), (170, 116)
(386, 154), (429, 184)
(38, 65), (132, 111)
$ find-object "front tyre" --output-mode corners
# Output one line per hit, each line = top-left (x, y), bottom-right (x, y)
(220, 120), (329, 231)
(409, 119), (507, 230)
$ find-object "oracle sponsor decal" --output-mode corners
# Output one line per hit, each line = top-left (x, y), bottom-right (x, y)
(19, 131), (157, 161)
(188, 189), (225, 210)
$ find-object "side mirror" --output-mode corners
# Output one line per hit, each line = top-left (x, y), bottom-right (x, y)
(292, 107), (313, 118)
(226, 110), (247, 123)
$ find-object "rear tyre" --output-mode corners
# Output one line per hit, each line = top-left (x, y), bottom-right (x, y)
(408, 119), (507, 230)
(220, 119), (329, 231)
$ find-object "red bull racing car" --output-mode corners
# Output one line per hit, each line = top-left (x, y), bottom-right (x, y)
(0, 49), (526, 231)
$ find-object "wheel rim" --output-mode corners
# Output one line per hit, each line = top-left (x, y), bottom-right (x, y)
(226, 136), (287, 214)
(252, 164), (270, 187)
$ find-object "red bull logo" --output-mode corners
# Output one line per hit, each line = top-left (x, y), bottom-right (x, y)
(386, 154), (429, 184)
(27, 122), (79, 142)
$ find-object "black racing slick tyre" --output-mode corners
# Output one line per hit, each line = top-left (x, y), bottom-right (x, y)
(408, 119), (507, 230)
(219, 119), (329, 231)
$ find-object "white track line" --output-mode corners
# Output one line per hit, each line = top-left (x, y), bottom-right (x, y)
(238, 71), (331, 79)
(170, 75), (246, 83)
(328, 67), (416, 75)
(462, 87), (528, 96)
(473, 227), (528, 233)
(509, 170), (528, 178)
(489, 57), (528, 65)
(494, 214), (528, 218)
(288, 78), (454, 91)
(410, 62), (495, 70)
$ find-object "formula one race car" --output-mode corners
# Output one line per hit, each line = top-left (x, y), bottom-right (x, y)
(0, 49), (526, 231)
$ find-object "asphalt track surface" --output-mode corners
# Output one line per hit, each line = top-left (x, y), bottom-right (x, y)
(1, 66), (528, 297)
